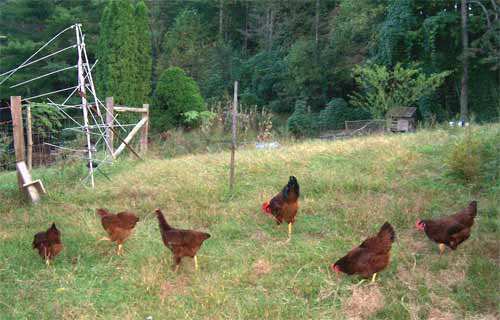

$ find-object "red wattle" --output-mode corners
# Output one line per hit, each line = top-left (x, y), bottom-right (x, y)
(261, 202), (271, 214)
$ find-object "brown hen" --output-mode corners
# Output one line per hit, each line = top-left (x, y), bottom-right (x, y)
(97, 208), (139, 255)
(32, 223), (62, 266)
(154, 208), (210, 272)
(331, 222), (395, 283)
(416, 201), (477, 253)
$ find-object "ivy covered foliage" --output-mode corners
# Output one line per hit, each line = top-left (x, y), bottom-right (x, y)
(152, 67), (205, 131)
(287, 100), (317, 137)
(350, 63), (451, 118)
(319, 98), (371, 131)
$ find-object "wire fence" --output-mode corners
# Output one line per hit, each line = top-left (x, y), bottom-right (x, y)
(0, 103), (97, 172)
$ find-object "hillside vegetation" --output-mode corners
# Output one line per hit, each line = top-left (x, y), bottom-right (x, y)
(0, 126), (498, 319)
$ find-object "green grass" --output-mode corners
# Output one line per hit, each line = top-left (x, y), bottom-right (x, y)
(0, 125), (499, 319)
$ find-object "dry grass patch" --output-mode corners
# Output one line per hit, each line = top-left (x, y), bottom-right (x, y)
(343, 285), (385, 319)
(160, 276), (189, 298)
(427, 309), (457, 320)
(251, 258), (272, 277)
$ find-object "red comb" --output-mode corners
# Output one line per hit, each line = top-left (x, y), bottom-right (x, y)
(261, 202), (271, 214)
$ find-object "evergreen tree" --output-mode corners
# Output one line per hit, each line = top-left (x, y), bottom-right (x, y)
(135, 0), (152, 102)
(163, 9), (205, 82)
(96, 0), (139, 105)
(152, 67), (205, 131)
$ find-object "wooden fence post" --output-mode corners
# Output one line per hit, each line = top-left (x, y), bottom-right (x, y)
(26, 104), (33, 171)
(11, 96), (25, 162)
(105, 97), (114, 158)
(229, 81), (238, 192)
(11, 96), (25, 190)
(140, 103), (149, 154)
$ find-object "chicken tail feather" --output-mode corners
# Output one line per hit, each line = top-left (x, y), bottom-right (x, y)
(97, 208), (108, 218)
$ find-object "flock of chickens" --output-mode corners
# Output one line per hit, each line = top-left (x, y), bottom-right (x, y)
(33, 176), (478, 283)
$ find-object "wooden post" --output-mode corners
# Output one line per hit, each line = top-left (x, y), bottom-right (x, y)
(26, 104), (33, 171)
(11, 96), (25, 162)
(140, 103), (149, 154)
(11, 96), (25, 190)
(112, 117), (147, 159)
(229, 81), (238, 192)
(105, 97), (114, 158)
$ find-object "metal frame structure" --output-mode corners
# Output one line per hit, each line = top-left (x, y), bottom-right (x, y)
(0, 23), (132, 188)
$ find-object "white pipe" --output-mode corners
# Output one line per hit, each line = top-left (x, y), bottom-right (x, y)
(10, 65), (77, 88)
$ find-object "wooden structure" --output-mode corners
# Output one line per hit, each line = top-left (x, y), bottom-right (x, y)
(387, 107), (417, 132)
(319, 119), (386, 140)
(16, 161), (46, 203)
(104, 97), (149, 159)
(10, 96), (46, 203)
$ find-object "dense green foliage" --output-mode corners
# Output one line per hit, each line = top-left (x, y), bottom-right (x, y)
(287, 99), (316, 137)
(319, 98), (371, 131)
(152, 67), (205, 131)
(0, 0), (498, 130)
(95, 0), (152, 106)
(350, 63), (451, 118)
(135, 1), (153, 102)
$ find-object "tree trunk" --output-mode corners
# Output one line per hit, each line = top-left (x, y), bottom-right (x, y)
(460, 0), (469, 121)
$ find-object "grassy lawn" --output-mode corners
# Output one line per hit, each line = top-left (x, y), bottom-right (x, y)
(0, 125), (498, 319)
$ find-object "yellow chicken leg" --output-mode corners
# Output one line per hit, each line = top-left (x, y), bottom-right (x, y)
(438, 243), (445, 254)
(174, 265), (179, 273)
(117, 244), (123, 256)
(194, 255), (199, 271)
(356, 279), (366, 286)
(45, 259), (50, 266)
(288, 223), (292, 238)
(371, 273), (377, 283)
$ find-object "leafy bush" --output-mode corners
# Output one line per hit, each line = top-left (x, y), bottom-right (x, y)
(349, 62), (451, 118)
(318, 98), (371, 131)
(152, 67), (206, 131)
(287, 100), (317, 137)
(447, 128), (500, 184)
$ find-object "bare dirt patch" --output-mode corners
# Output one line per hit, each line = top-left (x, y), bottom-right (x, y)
(160, 277), (188, 298)
(251, 230), (269, 241)
(427, 309), (457, 320)
(252, 258), (272, 277)
(343, 285), (385, 319)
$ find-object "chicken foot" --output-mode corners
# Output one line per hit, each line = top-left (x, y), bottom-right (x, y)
(438, 243), (445, 254)
(117, 244), (123, 256)
(194, 255), (199, 271)
(371, 273), (377, 283)
(288, 223), (292, 238)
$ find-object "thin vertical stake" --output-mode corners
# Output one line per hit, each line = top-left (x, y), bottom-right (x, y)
(26, 104), (33, 171)
(140, 104), (149, 154)
(105, 97), (115, 158)
(229, 81), (238, 192)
